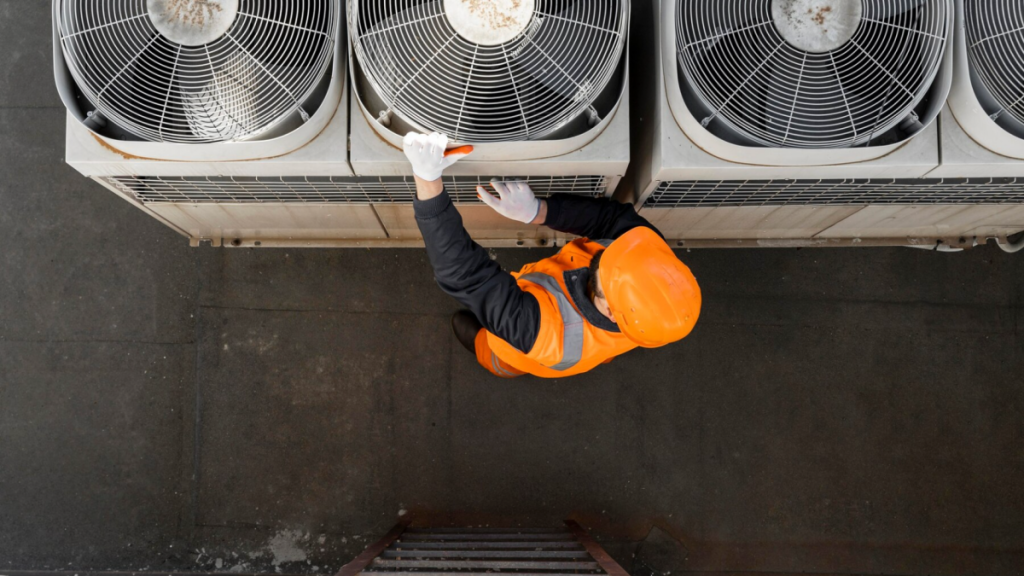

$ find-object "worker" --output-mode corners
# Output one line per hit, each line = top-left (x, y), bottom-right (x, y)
(404, 132), (702, 378)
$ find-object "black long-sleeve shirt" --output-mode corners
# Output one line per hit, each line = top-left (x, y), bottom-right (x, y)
(415, 191), (659, 354)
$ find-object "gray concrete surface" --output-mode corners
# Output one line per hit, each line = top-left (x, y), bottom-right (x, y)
(2, 1), (1024, 575)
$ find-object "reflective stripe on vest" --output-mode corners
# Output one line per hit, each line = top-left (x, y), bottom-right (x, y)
(491, 352), (516, 377)
(520, 272), (584, 372)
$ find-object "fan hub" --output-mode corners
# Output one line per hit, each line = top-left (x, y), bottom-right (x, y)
(443, 0), (536, 46)
(147, 0), (239, 47)
(771, 0), (862, 53)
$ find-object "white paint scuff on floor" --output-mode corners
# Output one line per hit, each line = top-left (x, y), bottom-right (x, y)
(268, 529), (309, 566)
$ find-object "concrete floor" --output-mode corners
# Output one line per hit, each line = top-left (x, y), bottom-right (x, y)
(3, 1), (1024, 574)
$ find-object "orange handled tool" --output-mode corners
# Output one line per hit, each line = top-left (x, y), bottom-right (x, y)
(445, 145), (475, 157)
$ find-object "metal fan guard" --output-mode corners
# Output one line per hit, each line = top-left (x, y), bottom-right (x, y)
(57, 0), (338, 144)
(349, 0), (628, 143)
(964, 0), (1024, 136)
(676, 0), (951, 148)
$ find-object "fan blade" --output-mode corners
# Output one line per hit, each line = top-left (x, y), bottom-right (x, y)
(184, 51), (259, 140)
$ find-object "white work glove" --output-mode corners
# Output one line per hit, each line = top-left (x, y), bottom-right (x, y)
(477, 180), (541, 224)
(403, 132), (473, 181)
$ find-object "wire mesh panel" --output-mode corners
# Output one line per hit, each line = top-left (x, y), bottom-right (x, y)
(676, 0), (951, 148)
(646, 179), (1024, 207)
(350, 0), (628, 142)
(57, 0), (338, 143)
(104, 175), (610, 203)
(964, 0), (1024, 135)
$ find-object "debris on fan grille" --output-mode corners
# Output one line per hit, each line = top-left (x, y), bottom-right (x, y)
(163, 0), (222, 28)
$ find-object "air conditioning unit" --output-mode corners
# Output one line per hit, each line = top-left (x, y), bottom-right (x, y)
(923, 0), (1024, 248)
(56, 0), (631, 248)
(55, 0), (394, 247)
(628, 0), (1023, 246)
(345, 0), (632, 246)
(935, 0), (1024, 180)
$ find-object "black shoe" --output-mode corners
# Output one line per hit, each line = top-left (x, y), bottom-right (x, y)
(451, 310), (483, 354)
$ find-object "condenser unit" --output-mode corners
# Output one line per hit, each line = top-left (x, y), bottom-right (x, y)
(934, 0), (1024, 182)
(345, 0), (632, 246)
(627, 0), (1024, 246)
(54, 0), (392, 246)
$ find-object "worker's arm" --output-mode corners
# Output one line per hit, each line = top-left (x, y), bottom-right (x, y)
(543, 194), (661, 240)
(479, 181), (660, 240)
(406, 134), (541, 354)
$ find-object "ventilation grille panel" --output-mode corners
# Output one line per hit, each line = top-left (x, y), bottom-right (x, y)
(646, 179), (1024, 207)
(104, 175), (610, 204)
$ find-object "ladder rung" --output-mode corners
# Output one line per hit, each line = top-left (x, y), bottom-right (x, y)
(404, 528), (565, 534)
(382, 550), (591, 559)
(391, 541), (584, 549)
(370, 559), (601, 570)
(399, 533), (575, 541)
(366, 569), (593, 573)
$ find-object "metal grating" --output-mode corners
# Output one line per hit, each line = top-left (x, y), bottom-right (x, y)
(338, 522), (629, 576)
(646, 179), (1024, 207)
(104, 175), (610, 204)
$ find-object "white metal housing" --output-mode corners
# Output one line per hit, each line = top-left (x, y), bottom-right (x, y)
(345, 0), (633, 246)
(662, 0), (953, 168)
(629, 0), (1024, 246)
(56, 0), (378, 246)
(58, 0), (632, 248)
(346, 68), (631, 246)
(53, 0), (344, 161)
(935, 0), (1024, 177)
(348, 0), (629, 143)
(56, 0), (338, 145)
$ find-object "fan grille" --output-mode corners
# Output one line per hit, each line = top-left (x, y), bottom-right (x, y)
(58, 0), (337, 143)
(676, 0), (951, 148)
(964, 0), (1024, 129)
(350, 0), (628, 143)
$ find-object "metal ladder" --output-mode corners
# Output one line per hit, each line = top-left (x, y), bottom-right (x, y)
(337, 522), (629, 576)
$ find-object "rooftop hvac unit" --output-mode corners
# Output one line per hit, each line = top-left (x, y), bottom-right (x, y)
(935, 0), (1024, 179)
(56, 0), (342, 160)
(629, 0), (1024, 246)
(345, 0), (633, 245)
(655, 0), (952, 173)
(54, 0), (392, 246)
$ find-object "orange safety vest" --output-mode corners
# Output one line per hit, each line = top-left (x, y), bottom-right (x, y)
(486, 238), (639, 378)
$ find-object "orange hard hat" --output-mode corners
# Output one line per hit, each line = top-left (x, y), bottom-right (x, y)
(599, 227), (701, 347)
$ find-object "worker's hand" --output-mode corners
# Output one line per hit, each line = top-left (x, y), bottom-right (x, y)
(403, 132), (472, 182)
(478, 181), (541, 224)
